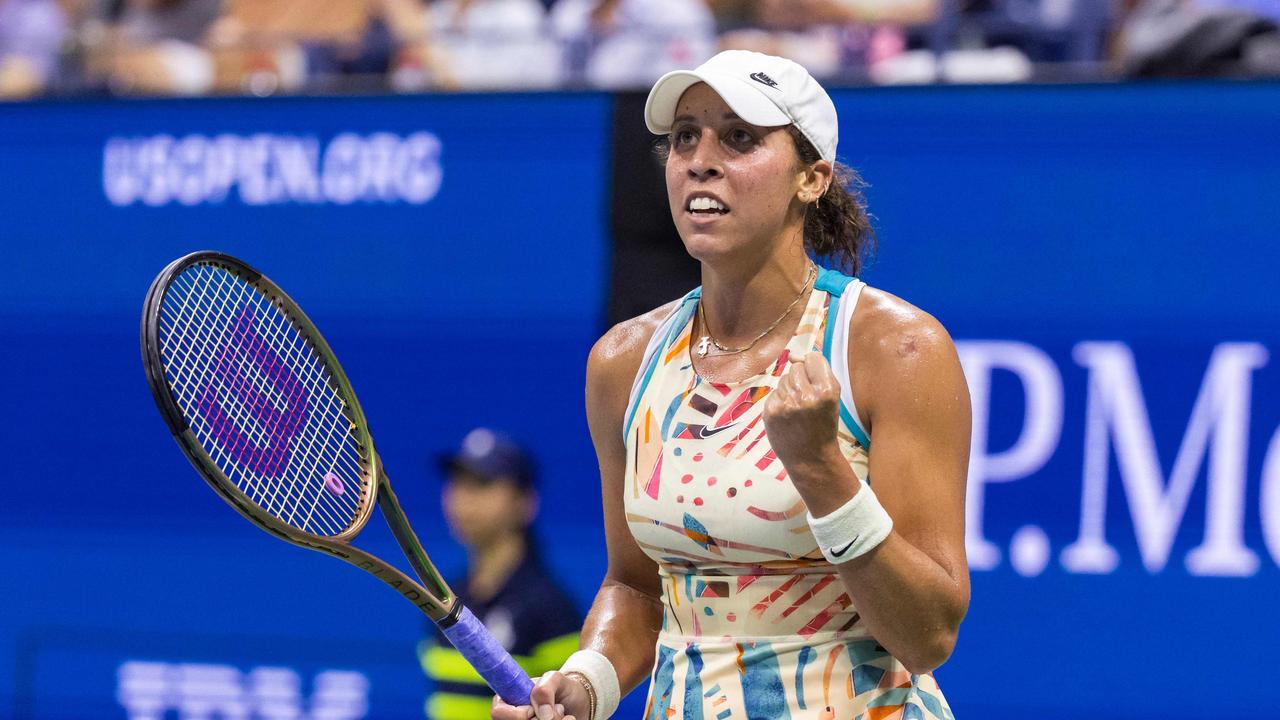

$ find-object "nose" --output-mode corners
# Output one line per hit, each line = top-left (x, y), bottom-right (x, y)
(687, 129), (722, 181)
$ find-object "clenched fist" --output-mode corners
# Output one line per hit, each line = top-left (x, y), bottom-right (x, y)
(757, 348), (849, 484)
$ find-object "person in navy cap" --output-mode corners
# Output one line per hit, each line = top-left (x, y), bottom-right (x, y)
(419, 428), (582, 720)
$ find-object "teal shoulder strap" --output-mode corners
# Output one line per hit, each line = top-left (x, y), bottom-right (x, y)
(622, 288), (701, 441)
(840, 400), (871, 451)
(815, 266), (855, 294)
(814, 267), (871, 451)
(816, 267), (854, 364)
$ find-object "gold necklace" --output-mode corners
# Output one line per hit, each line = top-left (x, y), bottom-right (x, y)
(696, 264), (816, 358)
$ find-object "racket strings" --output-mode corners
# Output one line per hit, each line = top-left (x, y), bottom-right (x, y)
(245, 285), (365, 533)
(163, 267), (362, 535)
(190, 268), (364, 535)
(158, 263), (368, 537)
(161, 268), (356, 534)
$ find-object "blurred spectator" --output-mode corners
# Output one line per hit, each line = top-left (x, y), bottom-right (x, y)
(74, 0), (433, 95)
(550, 0), (717, 88)
(381, 0), (442, 91)
(293, 0), (438, 92)
(205, 0), (372, 94)
(79, 0), (222, 94)
(0, 0), (68, 97)
(17, 0), (1274, 93)
(428, 0), (562, 89)
(958, 0), (1112, 62)
(708, 0), (940, 80)
(112, 0), (220, 45)
(418, 428), (580, 720)
(853, 0), (1116, 84)
(1118, 0), (1280, 75)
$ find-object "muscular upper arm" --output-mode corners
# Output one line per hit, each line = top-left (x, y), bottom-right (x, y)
(848, 289), (971, 586)
(584, 302), (678, 598)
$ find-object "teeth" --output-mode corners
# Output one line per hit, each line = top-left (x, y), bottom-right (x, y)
(689, 197), (726, 212)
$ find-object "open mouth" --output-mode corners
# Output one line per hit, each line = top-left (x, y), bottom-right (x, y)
(687, 195), (729, 216)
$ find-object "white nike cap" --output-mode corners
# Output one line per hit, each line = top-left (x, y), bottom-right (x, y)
(644, 50), (839, 163)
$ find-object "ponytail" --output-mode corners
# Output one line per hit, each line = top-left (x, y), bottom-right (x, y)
(788, 126), (876, 275)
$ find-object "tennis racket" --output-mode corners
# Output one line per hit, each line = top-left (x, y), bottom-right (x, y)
(140, 250), (534, 706)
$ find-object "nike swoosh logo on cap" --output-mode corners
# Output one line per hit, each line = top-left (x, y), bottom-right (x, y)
(749, 71), (779, 88)
(829, 536), (859, 558)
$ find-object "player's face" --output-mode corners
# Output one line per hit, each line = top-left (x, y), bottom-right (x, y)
(665, 83), (805, 264)
(442, 472), (532, 549)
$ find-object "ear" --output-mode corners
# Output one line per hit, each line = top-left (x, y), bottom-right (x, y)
(797, 159), (834, 204)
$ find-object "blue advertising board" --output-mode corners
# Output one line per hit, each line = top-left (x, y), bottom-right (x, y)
(2, 82), (1278, 719)
(0, 92), (613, 719)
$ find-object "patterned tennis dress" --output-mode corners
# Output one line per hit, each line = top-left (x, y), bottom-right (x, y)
(623, 268), (954, 720)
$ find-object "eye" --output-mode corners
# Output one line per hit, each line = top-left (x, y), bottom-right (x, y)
(726, 127), (756, 148)
(673, 127), (698, 148)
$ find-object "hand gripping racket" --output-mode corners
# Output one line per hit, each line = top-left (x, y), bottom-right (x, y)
(140, 251), (534, 706)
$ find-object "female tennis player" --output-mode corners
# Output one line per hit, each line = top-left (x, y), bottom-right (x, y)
(494, 49), (970, 720)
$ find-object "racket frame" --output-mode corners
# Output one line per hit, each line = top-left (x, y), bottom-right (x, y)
(141, 251), (459, 624)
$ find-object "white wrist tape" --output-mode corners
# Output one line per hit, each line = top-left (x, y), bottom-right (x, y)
(807, 484), (893, 564)
(561, 649), (620, 720)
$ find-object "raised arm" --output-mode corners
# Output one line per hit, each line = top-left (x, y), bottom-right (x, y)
(763, 288), (970, 674)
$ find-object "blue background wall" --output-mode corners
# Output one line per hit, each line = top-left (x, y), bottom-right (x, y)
(2, 83), (1278, 719)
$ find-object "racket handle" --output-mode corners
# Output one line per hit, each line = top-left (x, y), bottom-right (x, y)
(441, 606), (535, 706)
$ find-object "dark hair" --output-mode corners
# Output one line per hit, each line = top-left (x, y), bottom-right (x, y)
(786, 126), (876, 276)
(653, 128), (876, 275)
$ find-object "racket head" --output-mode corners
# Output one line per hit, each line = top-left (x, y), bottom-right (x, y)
(141, 251), (379, 544)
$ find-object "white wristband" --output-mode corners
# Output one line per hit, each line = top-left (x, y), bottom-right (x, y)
(806, 484), (893, 564)
(561, 649), (620, 720)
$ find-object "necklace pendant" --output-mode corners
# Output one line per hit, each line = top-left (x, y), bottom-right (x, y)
(697, 336), (711, 357)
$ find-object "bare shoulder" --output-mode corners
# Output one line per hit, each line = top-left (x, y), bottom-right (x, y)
(586, 299), (683, 422)
(850, 287), (958, 365)
(848, 287), (965, 422)
(588, 299), (680, 381)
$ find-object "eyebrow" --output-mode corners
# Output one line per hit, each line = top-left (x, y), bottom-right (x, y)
(672, 112), (742, 124)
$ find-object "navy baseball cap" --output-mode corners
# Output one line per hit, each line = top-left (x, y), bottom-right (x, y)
(439, 428), (535, 489)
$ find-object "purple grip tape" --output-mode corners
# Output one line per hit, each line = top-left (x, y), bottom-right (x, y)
(441, 606), (535, 706)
